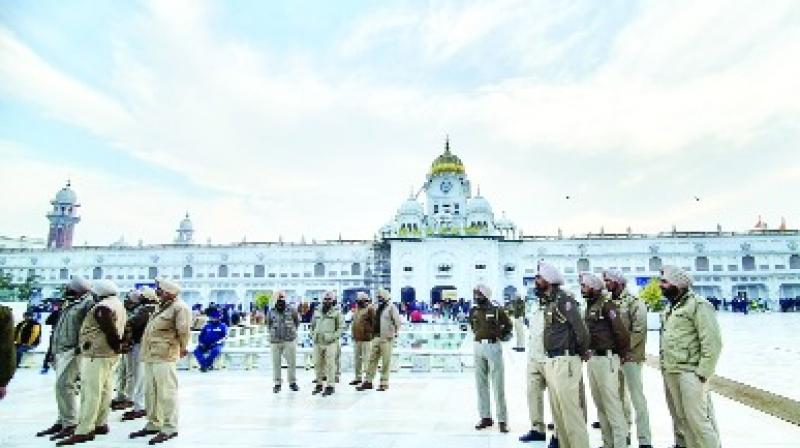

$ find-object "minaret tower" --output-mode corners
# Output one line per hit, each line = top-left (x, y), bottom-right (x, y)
(175, 212), (194, 244)
(46, 180), (81, 249)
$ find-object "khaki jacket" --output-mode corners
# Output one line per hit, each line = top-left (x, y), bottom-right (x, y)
(660, 291), (722, 379)
(351, 306), (375, 342)
(78, 296), (126, 358)
(613, 289), (648, 361)
(311, 307), (342, 345)
(374, 302), (402, 340)
(141, 299), (191, 363)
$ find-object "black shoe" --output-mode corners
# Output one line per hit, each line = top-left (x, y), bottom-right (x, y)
(356, 382), (373, 391)
(348, 379), (361, 385)
(591, 421), (601, 429)
(36, 423), (63, 437)
(519, 430), (547, 442)
(312, 385), (323, 395)
(548, 436), (559, 448)
(273, 385), (281, 393)
(498, 422), (508, 433)
(639, 445), (653, 448)
(322, 386), (335, 396)
(474, 418), (493, 430)
(289, 383), (299, 391)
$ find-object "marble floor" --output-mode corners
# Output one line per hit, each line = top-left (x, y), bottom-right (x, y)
(2, 345), (799, 448)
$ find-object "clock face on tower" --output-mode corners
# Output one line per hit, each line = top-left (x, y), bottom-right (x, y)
(440, 180), (453, 194)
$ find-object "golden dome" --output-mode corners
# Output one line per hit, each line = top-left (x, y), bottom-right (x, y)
(428, 137), (465, 177)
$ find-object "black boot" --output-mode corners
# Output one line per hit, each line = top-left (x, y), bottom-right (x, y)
(519, 430), (547, 442)
(322, 386), (335, 396)
(273, 384), (281, 393)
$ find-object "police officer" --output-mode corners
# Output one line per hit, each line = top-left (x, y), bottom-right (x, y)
(0, 302), (15, 401)
(512, 293), (526, 352)
(519, 292), (548, 443)
(36, 277), (94, 440)
(603, 269), (652, 448)
(358, 288), (401, 392)
(660, 266), (722, 448)
(57, 280), (126, 446)
(268, 290), (299, 392)
(581, 273), (629, 448)
(470, 284), (512, 433)
(111, 291), (139, 411)
(311, 291), (342, 396)
(122, 287), (157, 422)
(194, 308), (227, 373)
(129, 278), (191, 445)
(537, 262), (590, 448)
(349, 292), (375, 386)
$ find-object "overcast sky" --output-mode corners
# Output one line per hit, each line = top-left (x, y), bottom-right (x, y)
(1, 0), (798, 246)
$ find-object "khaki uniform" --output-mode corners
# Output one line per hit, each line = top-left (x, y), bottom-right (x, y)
(512, 298), (526, 349)
(351, 306), (375, 381)
(311, 307), (342, 386)
(612, 289), (652, 445)
(365, 302), (402, 387)
(268, 307), (299, 385)
(585, 295), (630, 448)
(543, 288), (590, 448)
(661, 291), (722, 448)
(141, 299), (191, 435)
(75, 296), (126, 436)
(526, 300), (547, 433)
(469, 303), (512, 423)
(50, 295), (94, 427)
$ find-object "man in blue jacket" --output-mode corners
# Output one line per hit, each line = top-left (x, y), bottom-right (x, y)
(193, 309), (227, 372)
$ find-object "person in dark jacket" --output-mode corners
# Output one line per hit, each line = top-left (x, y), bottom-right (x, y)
(194, 309), (227, 372)
(0, 304), (15, 400)
(14, 310), (42, 367)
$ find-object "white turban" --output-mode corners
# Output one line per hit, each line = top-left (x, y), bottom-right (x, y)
(127, 290), (142, 302)
(356, 291), (369, 301)
(92, 279), (119, 298)
(661, 265), (693, 289)
(323, 290), (336, 300)
(537, 262), (564, 285)
(377, 288), (391, 300)
(602, 269), (627, 286)
(157, 277), (181, 296)
(579, 273), (605, 291)
(140, 287), (157, 302)
(274, 290), (286, 300)
(67, 277), (92, 295)
(474, 284), (491, 299)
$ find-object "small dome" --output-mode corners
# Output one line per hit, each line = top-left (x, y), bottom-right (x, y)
(179, 213), (193, 231)
(428, 137), (465, 177)
(53, 181), (77, 205)
(495, 212), (515, 230)
(467, 195), (492, 216)
(398, 198), (423, 216)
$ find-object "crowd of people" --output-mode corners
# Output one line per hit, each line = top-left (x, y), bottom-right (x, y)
(0, 261), (727, 448)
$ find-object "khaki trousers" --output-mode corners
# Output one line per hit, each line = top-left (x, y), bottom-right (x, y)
(664, 371), (720, 448)
(75, 356), (119, 435)
(545, 355), (589, 448)
(271, 341), (297, 385)
(526, 359), (547, 432)
(514, 317), (526, 349)
(622, 361), (652, 445)
(587, 355), (627, 448)
(353, 340), (371, 381)
(115, 353), (132, 400)
(54, 351), (81, 427)
(144, 361), (179, 435)
(128, 344), (146, 411)
(366, 337), (394, 386)
(313, 341), (338, 386)
(473, 341), (507, 422)
(663, 373), (687, 447)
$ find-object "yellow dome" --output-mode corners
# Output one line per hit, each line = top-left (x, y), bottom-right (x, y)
(428, 138), (465, 177)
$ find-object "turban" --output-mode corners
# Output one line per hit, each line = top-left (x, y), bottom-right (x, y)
(579, 273), (605, 291)
(377, 288), (391, 300)
(92, 279), (119, 298)
(140, 287), (157, 302)
(274, 290), (286, 300)
(356, 291), (369, 301)
(474, 284), (491, 299)
(323, 290), (336, 300)
(603, 269), (627, 286)
(127, 290), (142, 302)
(67, 277), (92, 295)
(537, 262), (564, 285)
(157, 277), (181, 296)
(661, 265), (693, 289)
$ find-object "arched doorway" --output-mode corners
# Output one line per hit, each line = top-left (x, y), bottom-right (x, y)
(401, 286), (416, 303)
(503, 285), (517, 301)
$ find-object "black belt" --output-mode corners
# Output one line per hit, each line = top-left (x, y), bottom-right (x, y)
(593, 348), (617, 356)
(546, 349), (573, 358)
(476, 337), (498, 343)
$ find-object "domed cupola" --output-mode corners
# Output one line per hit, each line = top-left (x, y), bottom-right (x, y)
(428, 137), (465, 177)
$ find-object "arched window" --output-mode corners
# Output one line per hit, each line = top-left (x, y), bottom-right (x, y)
(183, 265), (193, 278)
(148, 266), (158, 279)
(695, 256), (709, 272)
(790, 254), (800, 269)
(218, 265), (229, 277)
(314, 262), (325, 277)
(577, 258), (590, 273)
(351, 263), (361, 276)
(59, 268), (69, 280)
(254, 265), (265, 277)
(92, 266), (103, 280)
(742, 255), (755, 271)
(649, 256), (662, 272)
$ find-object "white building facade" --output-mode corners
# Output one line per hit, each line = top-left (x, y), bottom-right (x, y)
(1, 141), (799, 305)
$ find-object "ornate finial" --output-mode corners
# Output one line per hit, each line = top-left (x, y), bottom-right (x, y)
(66, 178), (71, 187)
(476, 184), (481, 196)
(444, 135), (450, 154)
(185, 211), (189, 219)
